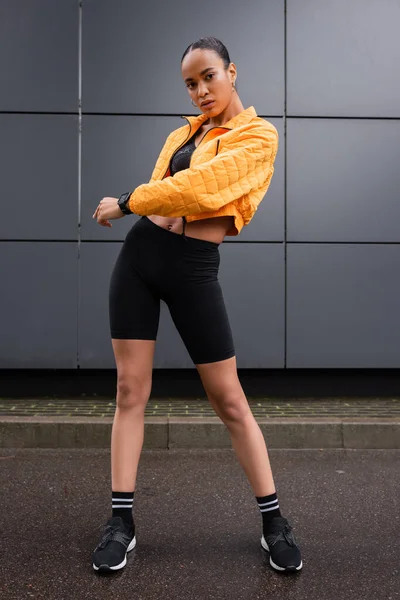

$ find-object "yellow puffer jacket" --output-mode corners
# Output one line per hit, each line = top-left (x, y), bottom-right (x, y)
(127, 106), (278, 236)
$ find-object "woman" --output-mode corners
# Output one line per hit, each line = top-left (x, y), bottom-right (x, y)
(92, 37), (302, 574)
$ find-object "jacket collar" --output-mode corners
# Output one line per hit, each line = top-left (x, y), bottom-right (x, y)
(181, 105), (257, 130)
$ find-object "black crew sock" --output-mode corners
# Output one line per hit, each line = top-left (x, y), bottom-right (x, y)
(256, 491), (282, 534)
(112, 491), (135, 528)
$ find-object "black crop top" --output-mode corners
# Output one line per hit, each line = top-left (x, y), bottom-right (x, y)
(170, 134), (197, 176)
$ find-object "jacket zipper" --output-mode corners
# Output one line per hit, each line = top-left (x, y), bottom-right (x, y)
(195, 125), (230, 148)
(161, 116), (231, 180)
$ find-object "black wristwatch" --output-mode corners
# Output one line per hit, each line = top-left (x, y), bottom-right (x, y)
(117, 192), (133, 215)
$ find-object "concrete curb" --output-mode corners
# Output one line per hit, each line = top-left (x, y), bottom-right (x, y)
(0, 416), (399, 449)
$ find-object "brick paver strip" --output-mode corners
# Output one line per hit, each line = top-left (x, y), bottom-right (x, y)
(0, 397), (399, 418)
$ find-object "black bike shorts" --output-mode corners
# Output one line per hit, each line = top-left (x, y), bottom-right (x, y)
(109, 216), (236, 365)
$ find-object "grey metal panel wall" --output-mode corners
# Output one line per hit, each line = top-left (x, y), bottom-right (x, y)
(286, 245), (400, 368)
(287, 0), (400, 117)
(219, 244), (285, 368)
(78, 243), (120, 368)
(2, 0), (399, 369)
(77, 0), (286, 369)
(82, 0), (284, 115)
(81, 115), (183, 241)
(285, 0), (400, 367)
(0, 0), (79, 112)
(0, 243), (78, 368)
(0, 115), (79, 240)
(286, 119), (400, 242)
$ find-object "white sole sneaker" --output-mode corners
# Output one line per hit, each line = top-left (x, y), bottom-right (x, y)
(261, 535), (303, 572)
(93, 535), (137, 572)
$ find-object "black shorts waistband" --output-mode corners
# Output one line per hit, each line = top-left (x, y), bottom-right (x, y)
(142, 216), (220, 249)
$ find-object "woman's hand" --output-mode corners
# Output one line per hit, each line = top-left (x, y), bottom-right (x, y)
(92, 197), (125, 228)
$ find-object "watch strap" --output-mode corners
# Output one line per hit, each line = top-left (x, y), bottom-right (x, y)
(117, 192), (133, 215)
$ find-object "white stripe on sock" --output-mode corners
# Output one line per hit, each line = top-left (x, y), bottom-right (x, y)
(112, 504), (133, 508)
(260, 504), (280, 512)
(112, 498), (134, 502)
(258, 499), (278, 507)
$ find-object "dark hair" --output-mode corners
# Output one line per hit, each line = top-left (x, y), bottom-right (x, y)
(181, 37), (237, 89)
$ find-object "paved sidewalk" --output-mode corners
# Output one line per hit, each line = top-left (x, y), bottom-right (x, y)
(0, 447), (398, 600)
(1, 396), (399, 417)
(0, 397), (399, 449)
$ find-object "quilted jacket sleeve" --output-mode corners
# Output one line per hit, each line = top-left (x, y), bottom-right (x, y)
(127, 125), (278, 217)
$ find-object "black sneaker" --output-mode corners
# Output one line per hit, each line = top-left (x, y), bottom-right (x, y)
(261, 516), (302, 572)
(93, 516), (136, 572)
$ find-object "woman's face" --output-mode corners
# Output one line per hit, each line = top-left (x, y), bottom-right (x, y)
(181, 48), (236, 116)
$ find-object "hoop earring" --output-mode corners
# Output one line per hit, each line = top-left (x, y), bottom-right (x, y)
(191, 99), (197, 107)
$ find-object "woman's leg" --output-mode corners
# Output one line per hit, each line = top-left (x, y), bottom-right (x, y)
(108, 220), (161, 491)
(196, 356), (276, 497)
(197, 357), (303, 572)
(93, 339), (155, 572)
(93, 219), (162, 572)
(165, 245), (274, 495)
(165, 237), (302, 571)
(111, 339), (156, 492)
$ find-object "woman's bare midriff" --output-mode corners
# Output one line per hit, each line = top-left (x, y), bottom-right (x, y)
(147, 214), (234, 244)
(147, 122), (234, 244)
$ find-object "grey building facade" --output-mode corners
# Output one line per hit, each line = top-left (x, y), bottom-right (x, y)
(1, 0), (399, 373)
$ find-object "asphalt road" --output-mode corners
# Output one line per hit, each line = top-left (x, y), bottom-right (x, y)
(0, 448), (398, 600)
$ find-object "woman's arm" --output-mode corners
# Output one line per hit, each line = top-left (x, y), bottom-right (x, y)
(127, 124), (278, 217)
